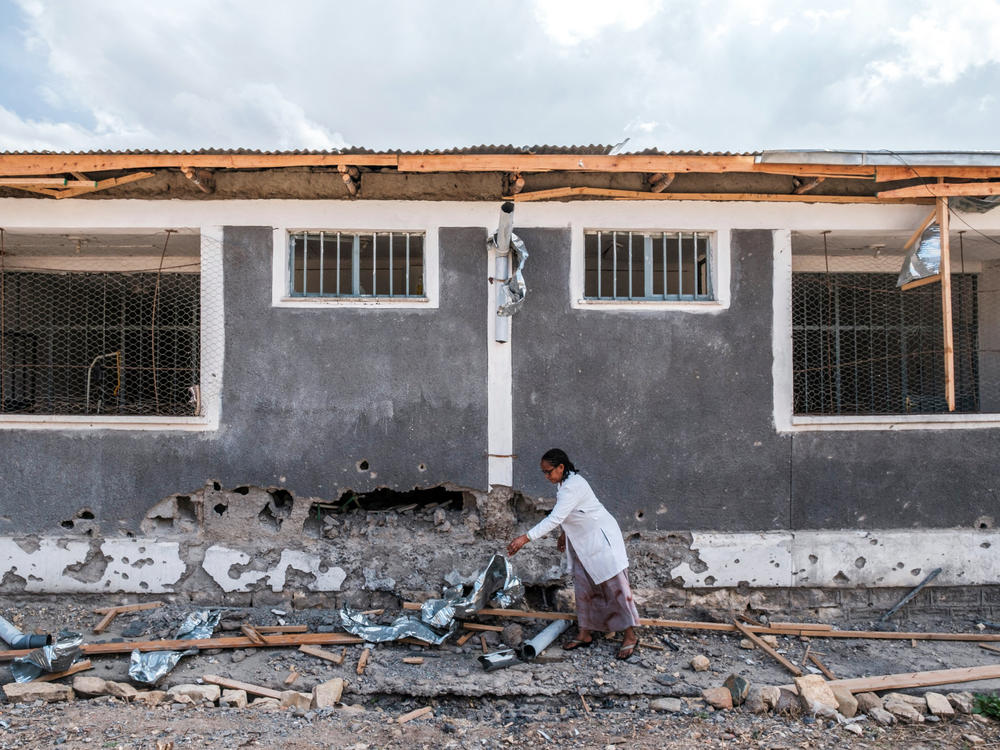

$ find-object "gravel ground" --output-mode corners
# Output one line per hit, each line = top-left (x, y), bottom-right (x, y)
(1, 598), (999, 748)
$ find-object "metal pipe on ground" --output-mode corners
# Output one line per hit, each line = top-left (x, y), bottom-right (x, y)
(518, 619), (571, 660)
(0, 614), (51, 649)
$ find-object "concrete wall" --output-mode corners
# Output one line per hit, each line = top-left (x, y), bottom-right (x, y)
(0, 226), (488, 534)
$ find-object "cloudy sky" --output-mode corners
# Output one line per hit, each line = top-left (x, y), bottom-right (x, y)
(1, 0), (998, 153)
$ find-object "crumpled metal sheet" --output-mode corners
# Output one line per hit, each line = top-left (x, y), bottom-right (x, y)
(421, 554), (524, 629)
(339, 607), (455, 645)
(127, 609), (221, 685)
(898, 223), (941, 287)
(128, 647), (199, 685)
(489, 232), (529, 316)
(11, 631), (83, 683)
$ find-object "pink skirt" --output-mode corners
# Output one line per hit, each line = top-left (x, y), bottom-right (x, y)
(568, 542), (640, 632)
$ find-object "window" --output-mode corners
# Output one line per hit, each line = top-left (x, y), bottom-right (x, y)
(583, 230), (712, 301)
(289, 231), (424, 298)
(0, 230), (209, 419)
(792, 272), (980, 415)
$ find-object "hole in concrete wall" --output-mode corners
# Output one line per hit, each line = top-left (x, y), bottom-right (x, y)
(634, 510), (645, 521)
(214, 503), (228, 516)
(854, 557), (866, 569)
(330, 486), (464, 513)
(233, 486), (250, 495)
(78, 510), (95, 520)
(895, 562), (904, 569)
(704, 575), (717, 586)
(418, 463), (427, 472)
(808, 554), (818, 564)
(61, 520), (75, 529)
(911, 568), (922, 576)
(982, 542), (991, 549)
(357, 460), (370, 472)
(833, 571), (850, 584)
(176, 496), (197, 522)
(523, 584), (563, 611)
(976, 515), (994, 529)
(268, 488), (294, 508)
(212, 481), (222, 491)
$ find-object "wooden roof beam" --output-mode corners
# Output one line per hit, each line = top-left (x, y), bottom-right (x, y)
(510, 185), (928, 205)
(877, 181), (1000, 199)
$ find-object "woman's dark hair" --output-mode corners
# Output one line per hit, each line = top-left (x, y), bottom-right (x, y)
(541, 448), (577, 476)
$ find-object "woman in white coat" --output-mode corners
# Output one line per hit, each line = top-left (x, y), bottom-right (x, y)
(507, 449), (640, 659)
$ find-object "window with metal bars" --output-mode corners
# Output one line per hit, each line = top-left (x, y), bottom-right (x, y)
(792, 272), (980, 415)
(0, 271), (200, 416)
(583, 231), (712, 301)
(289, 231), (424, 298)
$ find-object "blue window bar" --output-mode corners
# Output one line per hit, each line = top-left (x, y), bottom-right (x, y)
(289, 231), (424, 297)
(584, 231), (712, 301)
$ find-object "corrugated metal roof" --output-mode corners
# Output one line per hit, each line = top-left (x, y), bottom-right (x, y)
(759, 149), (1000, 167)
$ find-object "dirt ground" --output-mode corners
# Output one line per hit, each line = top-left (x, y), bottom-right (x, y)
(1, 598), (999, 749)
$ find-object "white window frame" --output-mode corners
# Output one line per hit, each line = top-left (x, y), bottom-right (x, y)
(570, 225), (729, 313)
(772, 228), (1000, 432)
(271, 227), (438, 309)
(0, 226), (223, 432)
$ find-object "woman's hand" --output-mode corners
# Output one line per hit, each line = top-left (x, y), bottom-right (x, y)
(507, 534), (529, 557)
(557, 531), (566, 553)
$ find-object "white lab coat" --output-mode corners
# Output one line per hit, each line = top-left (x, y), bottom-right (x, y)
(526, 472), (629, 584)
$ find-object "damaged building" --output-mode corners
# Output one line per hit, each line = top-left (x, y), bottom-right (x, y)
(1, 147), (1000, 620)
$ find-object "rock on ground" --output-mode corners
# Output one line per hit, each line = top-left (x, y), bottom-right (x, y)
(2, 682), (74, 703)
(792, 675), (837, 714)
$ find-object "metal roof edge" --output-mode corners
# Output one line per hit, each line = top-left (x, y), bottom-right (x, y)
(758, 149), (1000, 167)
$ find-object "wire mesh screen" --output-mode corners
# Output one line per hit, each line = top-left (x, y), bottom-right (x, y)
(792, 272), (981, 415)
(0, 232), (207, 417)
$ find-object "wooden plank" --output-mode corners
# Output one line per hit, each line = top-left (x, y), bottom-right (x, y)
(461, 623), (505, 633)
(0, 154), (398, 177)
(356, 647), (370, 675)
(397, 705), (433, 724)
(202, 674), (283, 700)
(93, 602), (165, 615)
(26, 660), (93, 683)
(398, 154), (757, 174)
(510, 186), (925, 205)
(298, 644), (345, 665)
(807, 653), (837, 680)
(900, 274), (941, 291)
(51, 171), (156, 199)
(253, 625), (309, 634)
(877, 182), (1000, 199)
(0, 632), (364, 661)
(877, 165), (1000, 182)
(826, 664), (1000, 694)
(771, 623), (832, 631)
(241, 625), (267, 646)
(939, 196), (955, 412)
(456, 631), (476, 647)
(480, 635), (488, 654)
(733, 620), (802, 676)
(979, 644), (1000, 655)
(92, 611), (118, 634)
(0, 177), (69, 186)
(402, 657), (424, 665)
(283, 670), (299, 685)
(902, 208), (938, 251)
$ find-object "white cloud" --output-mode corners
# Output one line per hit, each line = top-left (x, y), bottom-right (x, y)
(532, 0), (663, 46)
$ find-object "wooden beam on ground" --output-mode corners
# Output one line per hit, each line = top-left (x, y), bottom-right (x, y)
(456, 631), (476, 647)
(93, 602), (165, 615)
(771, 623), (832, 631)
(202, 674), (283, 700)
(461, 623), (505, 633)
(356, 647), (370, 675)
(402, 657), (424, 665)
(827, 664), (1000, 694)
(877, 181), (1000, 199)
(25, 660), (93, 683)
(298, 644), (345, 665)
(733, 620), (802, 676)
(938, 196), (955, 412)
(253, 625), (309, 634)
(92, 611), (119, 634)
(509, 186), (924, 205)
(0, 632), (363, 662)
(240, 625), (267, 646)
(397, 705), (433, 724)
(807, 653), (837, 680)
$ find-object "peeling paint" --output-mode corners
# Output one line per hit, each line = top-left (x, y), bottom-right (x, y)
(202, 545), (346, 593)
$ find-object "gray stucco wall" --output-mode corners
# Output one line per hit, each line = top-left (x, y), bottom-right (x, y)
(0, 226), (488, 534)
(512, 229), (791, 532)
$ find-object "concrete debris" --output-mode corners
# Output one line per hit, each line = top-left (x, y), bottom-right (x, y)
(167, 684), (222, 704)
(831, 686), (858, 718)
(843, 723), (863, 736)
(869, 706), (896, 726)
(855, 692), (883, 714)
(133, 690), (168, 706)
(650, 697), (683, 713)
(947, 691), (975, 714)
(104, 680), (140, 699)
(690, 655), (710, 672)
(884, 699), (925, 724)
(792, 675), (838, 714)
(71, 675), (109, 697)
(924, 691), (955, 718)
(311, 678), (345, 708)
(220, 688), (248, 708)
(279, 690), (313, 710)
(2, 681), (74, 703)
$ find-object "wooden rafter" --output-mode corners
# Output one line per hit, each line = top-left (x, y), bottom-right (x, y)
(2, 171), (157, 199)
(876, 165), (1000, 182)
(509, 186), (929, 205)
(877, 181), (1000, 199)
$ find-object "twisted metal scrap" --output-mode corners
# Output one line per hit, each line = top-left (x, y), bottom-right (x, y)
(339, 607), (455, 645)
(11, 631), (83, 682)
(489, 232), (529, 316)
(421, 554), (524, 629)
(128, 609), (221, 685)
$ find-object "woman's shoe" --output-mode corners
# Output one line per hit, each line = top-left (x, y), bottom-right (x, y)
(562, 637), (593, 650)
(616, 640), (638, 660)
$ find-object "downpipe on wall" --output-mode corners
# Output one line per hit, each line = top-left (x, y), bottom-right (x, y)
(493, 201), (514, 343)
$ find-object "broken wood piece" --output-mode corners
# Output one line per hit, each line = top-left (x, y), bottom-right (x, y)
(298, 645), (346, 665)
(771, 622), (832, 631)
(578, 689), (592, 716)
(202, 674), (283, 700)
(357, 648), (370, 675)
(360, 609), (385, 617)
(27, 660), (93, 683)
(800, 643), (812, 667)
(980, 643), (1000, 655)
(240, 625), (267, 646)
(284, 671), (299, 685)
(480, 635), (488, 654)
(397, 705), (433, 724)
(807, 653), (837, 680)
(461, 623), (505, 633)
(253, 625), (309, 634)
(92, 612), (118, 634)
(828, 664), (1000, 694)
(402, 657), (424, 665)
(639, 640), (664, 651)
(733, 620), (802, 677)
(911, 638), (918, 648)
(456, 631), (476, 647)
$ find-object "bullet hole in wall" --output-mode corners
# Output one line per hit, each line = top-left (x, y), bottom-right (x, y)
(357, 460), (370, 472)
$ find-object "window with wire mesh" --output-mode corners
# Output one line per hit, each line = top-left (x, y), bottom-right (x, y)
(584, 231), (712, 300)
(289, 231), (424, 298)
(0, 232), (201, 417)
(792, 272), (981, 415)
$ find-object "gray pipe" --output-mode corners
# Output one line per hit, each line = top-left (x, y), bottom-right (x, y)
(517, 619), (571, 660)
(493, 202), (515, 343)
(0, 614), (51, 649)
